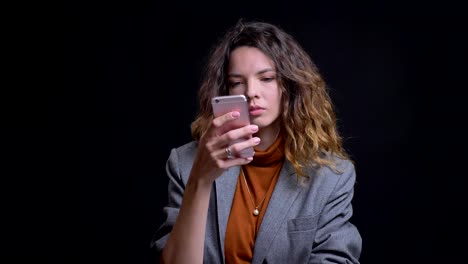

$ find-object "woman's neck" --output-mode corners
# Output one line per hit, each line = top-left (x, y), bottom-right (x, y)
(254, 120), (281, 151)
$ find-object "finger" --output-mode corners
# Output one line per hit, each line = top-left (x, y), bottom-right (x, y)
(212, 111), (240, 128)
(212, 146), (234, 160)
(226, 137), (260, 158)
(212, 137), (260, 161)
(204, 111), (241, 138)
(221, 156), (254, 169)
(211, 124), (259, 150)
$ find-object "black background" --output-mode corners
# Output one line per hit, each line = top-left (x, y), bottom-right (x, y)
(49, 0), (468, 263)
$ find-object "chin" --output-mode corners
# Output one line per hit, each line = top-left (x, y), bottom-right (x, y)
(251, 118), (274, 129)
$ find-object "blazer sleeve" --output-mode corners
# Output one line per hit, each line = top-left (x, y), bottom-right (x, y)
(150, 148), (185, 259)
(308, 162), (362, 264)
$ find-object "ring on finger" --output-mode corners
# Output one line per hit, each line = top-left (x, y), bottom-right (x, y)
(225, 146), (233, 159)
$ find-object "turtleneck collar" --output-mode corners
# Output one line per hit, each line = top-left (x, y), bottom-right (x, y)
(250, 132), (285, 167)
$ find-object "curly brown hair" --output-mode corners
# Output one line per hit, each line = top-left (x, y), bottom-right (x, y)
(191, 19), (349, 177)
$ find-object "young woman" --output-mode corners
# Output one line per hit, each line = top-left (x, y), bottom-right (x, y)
(151, 20), (362, 264)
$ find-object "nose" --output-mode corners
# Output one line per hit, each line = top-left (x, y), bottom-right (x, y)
(245, 79), (259, 101)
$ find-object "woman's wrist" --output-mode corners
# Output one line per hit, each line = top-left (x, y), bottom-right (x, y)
(186, 173), (215, 193)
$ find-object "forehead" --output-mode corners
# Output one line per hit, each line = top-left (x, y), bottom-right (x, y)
(228, 46), (275, 73)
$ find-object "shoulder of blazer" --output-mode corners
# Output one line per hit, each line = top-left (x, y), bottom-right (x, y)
(173, 141), (198, 158)
(299, 157), (355, 192)
(307, 155), (354, 178)
(169, 141), (198, 184)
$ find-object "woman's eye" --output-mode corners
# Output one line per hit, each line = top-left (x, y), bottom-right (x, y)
(229, 81), (242, 88)
(261, 77), (275, 82)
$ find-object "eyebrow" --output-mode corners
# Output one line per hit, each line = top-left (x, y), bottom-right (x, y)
(228, 68), (275, 78)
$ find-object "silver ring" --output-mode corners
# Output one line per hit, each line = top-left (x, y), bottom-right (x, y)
(225, 147), (233, 159)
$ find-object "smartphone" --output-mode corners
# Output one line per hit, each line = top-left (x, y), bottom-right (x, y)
(211, 95), (255, 158)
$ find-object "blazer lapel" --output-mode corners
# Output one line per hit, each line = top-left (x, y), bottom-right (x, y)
(251, 161), (301, 264)
(214, 166), (240, 263)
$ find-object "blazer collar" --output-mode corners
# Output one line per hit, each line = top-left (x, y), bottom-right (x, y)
(215, 161), (301, 264)
(251, 161), (300, 264)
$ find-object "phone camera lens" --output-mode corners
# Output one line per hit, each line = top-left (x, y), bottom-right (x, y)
(215, 99), (219, 103)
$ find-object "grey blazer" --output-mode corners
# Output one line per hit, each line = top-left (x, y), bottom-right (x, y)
(151, 142), (362, 264)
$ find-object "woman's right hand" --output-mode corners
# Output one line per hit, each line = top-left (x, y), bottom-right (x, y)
(189, 111), (261, 184)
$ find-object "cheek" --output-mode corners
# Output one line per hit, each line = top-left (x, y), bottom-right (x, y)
(272, 90), (282, 111)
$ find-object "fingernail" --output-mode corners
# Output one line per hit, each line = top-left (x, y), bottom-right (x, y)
(253, 137), (260, 144)
(251, 125), (258, 132)
(246, 157), (253, 161)
(232, 111), (240, 118)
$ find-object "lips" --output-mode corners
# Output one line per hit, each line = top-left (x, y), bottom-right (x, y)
(249, 105), (265, 116)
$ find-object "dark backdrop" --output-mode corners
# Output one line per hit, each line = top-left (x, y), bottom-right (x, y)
(59, 1), (467, 263)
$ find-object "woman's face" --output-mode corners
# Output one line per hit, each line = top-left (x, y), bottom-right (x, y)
(227, 46), (282, 133)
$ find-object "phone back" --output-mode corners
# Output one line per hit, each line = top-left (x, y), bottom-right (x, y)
(211, 95), (254, 158)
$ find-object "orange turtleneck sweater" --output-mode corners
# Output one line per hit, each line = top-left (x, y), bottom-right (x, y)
(224, 134), (285, 264)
